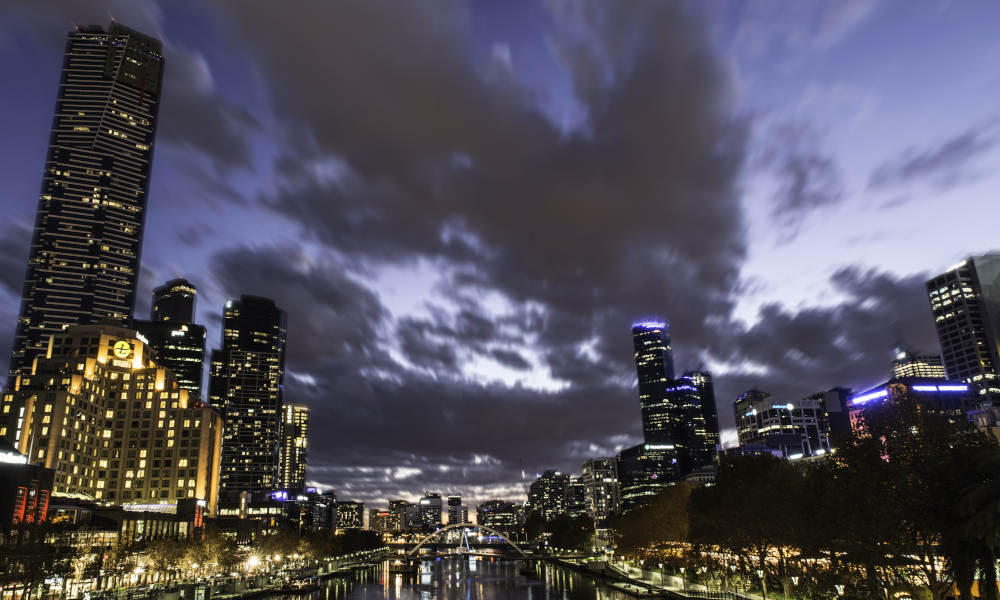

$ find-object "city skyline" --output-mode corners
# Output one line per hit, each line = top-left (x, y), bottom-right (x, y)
(1, 2), (999, 507)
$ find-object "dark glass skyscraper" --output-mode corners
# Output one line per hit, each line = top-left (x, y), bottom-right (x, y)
(210, 296), (287, 497)
(632, 321), (675, 445)
(134, 278), (206, 397)
(8, 23), (164, 385)
(926, 254), (1000, 404)
(151, 278), (197, 322)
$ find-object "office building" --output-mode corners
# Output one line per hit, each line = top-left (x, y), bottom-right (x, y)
(580, 457), (619, 522)
(388, 499), (414, 531)
(804, 387), (853, 442)
(370, 509), (398, 536)
(418, 492), (442, 530)
(666, 376), (714, 474)
(891, 348), (946, 379)
(210, 296), (287, 497)
(446, 495), (467, 525)
(151, 278), (197, 323)
(0, 324), (223, 514)
(278, 404), (309, 490)
(926, 255), (1000, 404)
(1, 440), (54, 527)
(848, 377), (977, 432)
(632, 322), (675, 446)
(734, 390), (831, 459)
(684, 370), (720, 453)
(476, 500), (521, 538)
(336, 500), (365, 530)
(566, 476), (587, 518)
(616, 443), (675, 512)
(9, 23), (164, 385)
(528, 470), (569, 521)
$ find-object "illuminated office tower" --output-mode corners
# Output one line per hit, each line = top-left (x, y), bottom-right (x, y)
(134, 279), (206, 397)
(891, 349), (946, 379)
(210, 296), (287, 497)
(926, 255), (1000, 404)
(446, 495), (467, 525)
(0, 324), (223, 515)
(528, 470), (569, 521)
(278, 404), (309, 490)
(632, 322), (675, 445)
(9, 23), (164, 386)
(684, 370), (719, 452)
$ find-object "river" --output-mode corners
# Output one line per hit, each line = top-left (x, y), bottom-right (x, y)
(267, 557), (640, 599)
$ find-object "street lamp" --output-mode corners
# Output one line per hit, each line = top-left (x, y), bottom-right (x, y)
(680, 567), (687, 594)
(835, 584), (846, 596)
(757, 569), (767, 600)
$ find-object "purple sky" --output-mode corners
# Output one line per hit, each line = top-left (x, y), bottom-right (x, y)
(0, 0), (998, 508)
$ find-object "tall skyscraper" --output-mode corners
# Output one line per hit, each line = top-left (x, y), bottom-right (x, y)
(134, 278), (206, 397)
(278, 404), (309, 490)
(685, 370), (719, 452)
(926, 254), (1000, 404)
(8, 23), (164, 386)
(632, 322), (675, 445)
(527, 470), (569, 521)
(210, 296), (287, 497)
(446, 495), (467, 524)
(151, 278), (197, 323)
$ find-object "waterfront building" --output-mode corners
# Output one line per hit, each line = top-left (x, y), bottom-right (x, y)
(336, 500), (365, 530)
(566, 476), (587, 518)
(134, 279), (206, 397)
(1, 440), (54, 526)
(0, 324), (223, 514)
(370, 509), (398, 536)
(209, 296), (287, 498)
(580, 457), (619, 522)
(278, 404), (309, 490)
(389, 499), (414, 531)
(476, 500), (522, 538)
(926, 255), (1000, 404)
(734, 390), (831, 460)
(9, 23), (164, 385)
(528, 470), (569, 521)
(616, 443), (675, 512)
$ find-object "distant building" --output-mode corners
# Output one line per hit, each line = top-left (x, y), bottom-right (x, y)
(446, 495), (467, 524)
(580, 457), (619, 522)
(336, 500), (365, 530)
(616, 443), (675, 512)
(566, 477), (587, 518)
(8, 22), (164, 386)
(134, 278), (207, 397)
(528, 470), (569, 521)
(848, 377), (978, 432)
(926, 255), (1000, 404)
(683, 464), (717, 486)
(804, 387), (853, 442)
(685, 370), (720, 457)
(418, 492), (442, 530)
(278, 405), (309, 490)
(389, 499), (414, 531)
(370, 509), (398, 536)
(476, 500), (521, 538)
(210, 296), (287, 498)
(0, 324), (223, 514)
(734, 390), (831, 460)
(892, 348), (947, 379)
(632, 322), (675, 447)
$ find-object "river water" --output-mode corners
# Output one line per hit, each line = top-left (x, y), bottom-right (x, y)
(269, 557), (637, 599)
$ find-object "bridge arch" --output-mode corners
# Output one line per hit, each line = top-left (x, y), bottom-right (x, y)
(407, 523), (526, 557)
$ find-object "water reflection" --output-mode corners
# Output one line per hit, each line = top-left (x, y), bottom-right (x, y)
(265, 556), (636, 599)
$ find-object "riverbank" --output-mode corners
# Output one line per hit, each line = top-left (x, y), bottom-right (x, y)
(550, 557), (760, 600)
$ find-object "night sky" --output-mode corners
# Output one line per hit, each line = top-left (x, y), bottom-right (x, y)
(1, 0), (999, 507)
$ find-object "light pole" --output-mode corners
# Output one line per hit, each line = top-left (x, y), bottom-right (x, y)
(835, 584), (845, 597)
(757, 569), (767, 600)
(680, 566), (687, 594)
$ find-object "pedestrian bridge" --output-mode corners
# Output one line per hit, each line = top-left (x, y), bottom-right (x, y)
(407, 523), (527, 558)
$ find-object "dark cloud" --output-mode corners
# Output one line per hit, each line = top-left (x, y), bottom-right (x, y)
(868, 124), (996, 191)
(175, 223), (216, 246)
(757, 121), (843, 239)
(157, 47), (260, 171)
(713, 266), (937, 432)
(0, 221), (30, 297)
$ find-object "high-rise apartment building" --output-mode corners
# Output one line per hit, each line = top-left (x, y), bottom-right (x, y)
(476, 500), (522, 538)
(446, 495), (467, 525)
(278, 404), (309, 490)
(210, 296), (287, 497)
(580, 457), (619, 522)
(418, 492), (443, 530)
(926, 254), (1000, 404)
(685, 370), (719, 452)
(336, 500), (364, 530)
(891, 348), (946, 379)
(0, 324), (222, 514)
(9, 23), (164, 385)
(527, 470), (569, 521)
(134, 279), (206, 397)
